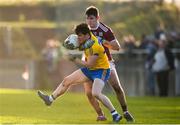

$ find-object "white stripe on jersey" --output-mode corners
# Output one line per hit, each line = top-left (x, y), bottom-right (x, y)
(99, 23), (108, 32)
(110, 39), (116, 43)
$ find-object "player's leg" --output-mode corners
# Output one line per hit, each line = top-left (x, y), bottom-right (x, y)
(38, 69), (89, 105)
(92, 78), (122, 122)
(108, 62), (134, 122)
(109, 68), (127, 111)
(84, 82), (106, 121)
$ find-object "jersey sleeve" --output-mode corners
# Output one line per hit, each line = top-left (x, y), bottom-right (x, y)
(104, 28), (116, 42)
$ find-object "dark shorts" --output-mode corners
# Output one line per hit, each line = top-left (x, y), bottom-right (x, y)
(81, 67), (110, 82)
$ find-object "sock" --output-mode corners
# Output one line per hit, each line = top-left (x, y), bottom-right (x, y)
(121, 105), (127, 112)
(49, 95), (55, 102)
(124, 111), (129, 114)
(111, 110), (118, 116)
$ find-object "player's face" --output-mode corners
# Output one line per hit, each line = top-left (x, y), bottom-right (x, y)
(77, 33), (89, 44)
(86, 15), (98, 28)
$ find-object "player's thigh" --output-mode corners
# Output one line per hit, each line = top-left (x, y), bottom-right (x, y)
(109, 62), (120, 85)
(65, 69), (89, 85)
(109, 68), (123, 89)
(84, 82), (93, 96)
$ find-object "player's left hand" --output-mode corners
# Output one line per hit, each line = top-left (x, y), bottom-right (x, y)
(63, 42), (75, 50)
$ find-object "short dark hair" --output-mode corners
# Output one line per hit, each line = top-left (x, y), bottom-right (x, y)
(74, 23), (90, 35)
(85, 6), (99, 17)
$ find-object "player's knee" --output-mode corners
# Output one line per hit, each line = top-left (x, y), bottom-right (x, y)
(63, 76), (72, 87)
(92, 91), (100, 99)
(85, 90), (93, 98)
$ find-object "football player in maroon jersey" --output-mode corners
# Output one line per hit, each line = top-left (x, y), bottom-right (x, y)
(83, 6), (134, 122)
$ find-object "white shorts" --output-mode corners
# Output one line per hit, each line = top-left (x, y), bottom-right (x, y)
(109, 61), (116, 71)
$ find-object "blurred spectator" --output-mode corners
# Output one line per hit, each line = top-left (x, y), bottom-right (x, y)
(123, 35), (137, 57)
(123, 35), (137, 50)
(139, 34), (149, 49)
(165, 30), (180, 96)
(172, 31), (180, 96)
(154, 25), (166, 40)
(152, 40), (175, 96)
(164, 31), (177, 49)
(42, 39), (60, 73)
(144, 37), (157, 95)
(175, 56), (180, 96)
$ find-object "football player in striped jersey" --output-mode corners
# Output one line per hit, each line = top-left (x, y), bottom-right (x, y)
(83, 6), (134, 122)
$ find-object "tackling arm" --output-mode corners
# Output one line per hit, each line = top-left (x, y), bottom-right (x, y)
(74, 55), (98, 68)
(103, 39), (121, 51)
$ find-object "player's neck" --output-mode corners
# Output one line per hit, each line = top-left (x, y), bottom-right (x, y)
(90, 21), (100, 30)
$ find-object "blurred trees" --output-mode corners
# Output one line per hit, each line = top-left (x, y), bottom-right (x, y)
(0, 0), (179, 57)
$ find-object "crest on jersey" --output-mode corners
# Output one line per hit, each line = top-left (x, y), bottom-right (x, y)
(99, 32), (103, 37)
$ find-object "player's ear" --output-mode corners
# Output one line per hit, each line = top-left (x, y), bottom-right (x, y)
(97, 16), (100, 20)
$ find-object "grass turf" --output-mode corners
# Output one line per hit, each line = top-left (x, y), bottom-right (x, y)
(0, 89), (180, 124)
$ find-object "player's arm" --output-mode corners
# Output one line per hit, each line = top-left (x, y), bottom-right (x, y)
(74, 54), (98, 68)
(102, 39), (121, 51)
(103, 27), (121, 51)
(79, 39), (94, 51)
(79, 37), (120, 51)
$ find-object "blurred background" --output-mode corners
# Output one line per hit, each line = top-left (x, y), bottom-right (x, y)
(0, 0), (180, 96)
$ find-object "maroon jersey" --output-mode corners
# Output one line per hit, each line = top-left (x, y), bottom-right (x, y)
(90, 22), (116, 61)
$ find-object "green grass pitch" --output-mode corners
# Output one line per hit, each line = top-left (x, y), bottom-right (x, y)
(0, 89), (180, 124)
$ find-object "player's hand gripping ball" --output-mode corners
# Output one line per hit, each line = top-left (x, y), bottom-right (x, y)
(63, 34), (79, 50)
